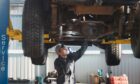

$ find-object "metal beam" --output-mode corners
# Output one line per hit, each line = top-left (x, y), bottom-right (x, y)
(102, 39), (131, 44)
(74, 5), (114, 15)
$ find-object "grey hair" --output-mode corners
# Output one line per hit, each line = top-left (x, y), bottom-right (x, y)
(55, 44), (66, 54)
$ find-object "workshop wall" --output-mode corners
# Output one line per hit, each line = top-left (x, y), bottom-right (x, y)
(47, 45), (140, 84)
(75, 54), (107, 83)
(8, 40), (35, 80)
(111, 54), (140, 84)
(8, 54), (35, 80)
(10, 15), (22, 30)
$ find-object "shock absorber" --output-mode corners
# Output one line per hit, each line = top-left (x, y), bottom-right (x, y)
(59, 25), (63, 40)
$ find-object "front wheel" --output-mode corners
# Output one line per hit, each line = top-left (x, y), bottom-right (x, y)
(22, 0), (51, 65)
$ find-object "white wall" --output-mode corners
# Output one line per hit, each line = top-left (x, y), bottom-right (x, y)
(8, 54), (35, 80)
(75, 54), (107, 83)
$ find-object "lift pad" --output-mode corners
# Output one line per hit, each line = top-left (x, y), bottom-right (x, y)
(0, 0), (9, 84)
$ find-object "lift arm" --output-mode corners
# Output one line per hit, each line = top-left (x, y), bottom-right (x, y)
(7, 20), (56, 43)
(7, 20), (22, 41)
(101, 39), (131, 44)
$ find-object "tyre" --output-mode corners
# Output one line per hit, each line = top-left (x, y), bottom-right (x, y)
(131, 3), (140, 58)
(22, 0), (51, 65)
(93, 42), (121, 66)
(131, 27), (140, 58)
(105, 44), (121, 66)
(31, 50), (48, 65)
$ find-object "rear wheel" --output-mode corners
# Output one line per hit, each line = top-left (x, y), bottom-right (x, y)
(105, 44), (121, 66)
(131, 27), (140, 58)
(93, 42), (121, 66)
(22, 0), (51, 65)
(131, 3), (140, 58)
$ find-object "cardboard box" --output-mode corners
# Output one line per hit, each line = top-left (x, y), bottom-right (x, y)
(90, 74), (99, 84)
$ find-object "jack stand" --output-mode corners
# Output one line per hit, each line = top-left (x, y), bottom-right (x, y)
(0, 0), (9, 84)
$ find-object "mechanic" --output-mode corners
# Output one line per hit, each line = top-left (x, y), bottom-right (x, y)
(54, 41), (88, 84)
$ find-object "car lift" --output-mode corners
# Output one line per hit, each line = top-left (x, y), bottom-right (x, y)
(0, 0), (9, 84)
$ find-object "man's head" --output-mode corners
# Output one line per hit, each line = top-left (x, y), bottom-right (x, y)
(55, 44), (68, 59)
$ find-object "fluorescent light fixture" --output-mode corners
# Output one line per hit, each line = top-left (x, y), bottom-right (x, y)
(122, 50), (133, 54)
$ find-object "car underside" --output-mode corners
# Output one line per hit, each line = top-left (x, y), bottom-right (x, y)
(22, 0), (140, 65)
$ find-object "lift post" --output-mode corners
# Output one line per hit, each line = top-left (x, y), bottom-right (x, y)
(0, 0), (9, 84)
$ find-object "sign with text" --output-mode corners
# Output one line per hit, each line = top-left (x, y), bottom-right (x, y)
(0, 0), (9, 84)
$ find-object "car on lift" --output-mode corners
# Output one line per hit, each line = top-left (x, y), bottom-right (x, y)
(22, 0), (140, 65)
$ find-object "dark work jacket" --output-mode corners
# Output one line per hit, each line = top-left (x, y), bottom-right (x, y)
(54, 43), (88, 84)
